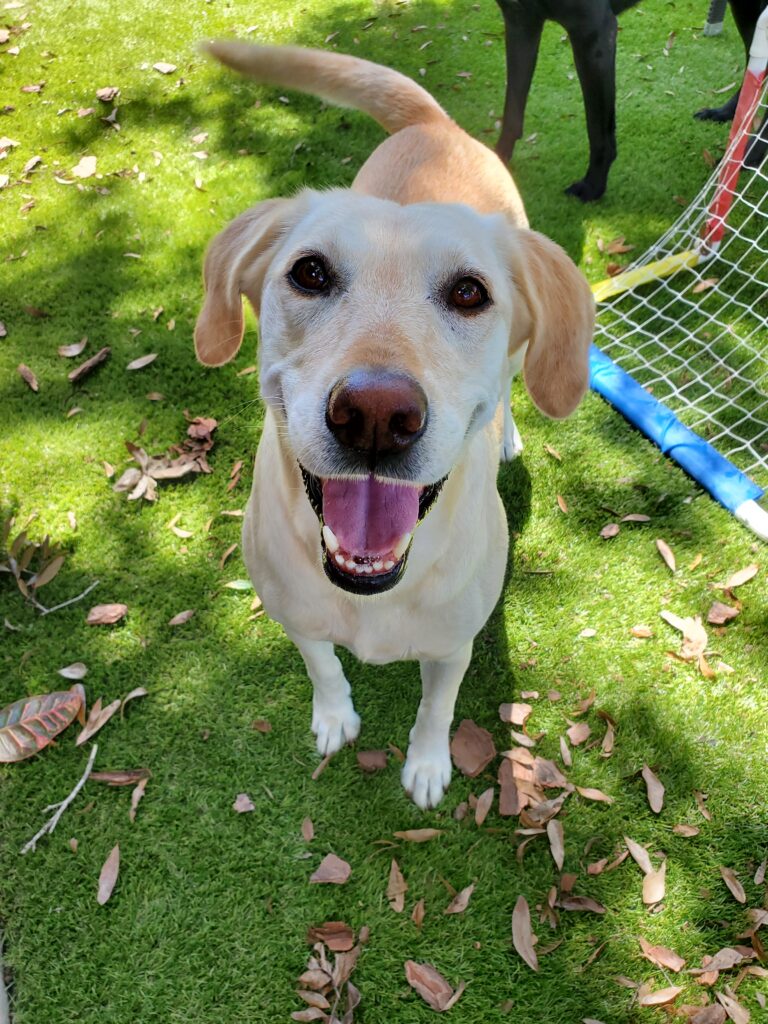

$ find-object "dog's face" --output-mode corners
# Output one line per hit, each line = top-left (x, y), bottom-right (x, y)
(195, 189), (593, 595)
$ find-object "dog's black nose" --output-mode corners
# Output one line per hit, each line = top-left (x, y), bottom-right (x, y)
(326, 370), (428, 456)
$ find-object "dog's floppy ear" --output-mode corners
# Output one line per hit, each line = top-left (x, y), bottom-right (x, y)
(194, 197), (297, 367)
(506, 228), (595, 419)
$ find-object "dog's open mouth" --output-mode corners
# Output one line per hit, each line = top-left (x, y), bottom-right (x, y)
(300, 466), (445, 595)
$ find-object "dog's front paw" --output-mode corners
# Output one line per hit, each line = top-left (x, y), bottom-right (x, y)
(401, 743), (452, 809)
(501, 416), (524, 462)
(565, 177), (605, 203)
(312, 698), (361, 756)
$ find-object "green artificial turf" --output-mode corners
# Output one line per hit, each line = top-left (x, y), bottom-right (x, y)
(1, 0), (767, 1021)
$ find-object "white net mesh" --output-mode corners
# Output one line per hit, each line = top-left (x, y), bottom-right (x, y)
(594, 71), (768, 490)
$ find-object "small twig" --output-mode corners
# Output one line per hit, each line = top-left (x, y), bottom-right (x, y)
(37, 579), (100, 616)
(20, 744), (98, 855)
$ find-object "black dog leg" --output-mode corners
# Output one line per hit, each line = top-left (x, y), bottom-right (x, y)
(494, 3), (544, 163)
(565, 6), (619, 201)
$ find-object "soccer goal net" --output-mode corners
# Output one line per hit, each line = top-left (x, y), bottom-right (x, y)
(589, 7), (768, 541)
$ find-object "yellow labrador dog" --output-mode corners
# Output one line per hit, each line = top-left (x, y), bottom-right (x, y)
(195, 41), (595, 808)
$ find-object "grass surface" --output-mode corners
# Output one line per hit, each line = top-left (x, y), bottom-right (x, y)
(1, 0), (767, 1021)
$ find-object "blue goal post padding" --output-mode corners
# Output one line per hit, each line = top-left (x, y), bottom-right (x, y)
(588, 344), (764, 514)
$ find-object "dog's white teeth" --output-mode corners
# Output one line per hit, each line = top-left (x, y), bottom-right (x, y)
(372, 561), (383, 571)
(393, 533), (411, 560)
(354, 563), (366, 574)
(322, 524), (340, 554)
(335, 553), (345, 565)
(384, 560), (395, 570)
(346, 559), (356, 570)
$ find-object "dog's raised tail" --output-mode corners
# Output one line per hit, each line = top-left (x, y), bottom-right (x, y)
(204, 40), (450, 136)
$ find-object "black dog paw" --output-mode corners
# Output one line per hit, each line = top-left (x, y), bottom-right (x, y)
(564, 178), (605, 202)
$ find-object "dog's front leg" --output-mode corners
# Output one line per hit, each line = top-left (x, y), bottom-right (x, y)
(286, 631), (361, 756)
(402, 641), (473, 810)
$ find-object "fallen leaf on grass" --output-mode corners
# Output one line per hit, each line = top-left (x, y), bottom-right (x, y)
(404, 961), (465, 1012)
(660, 611), (708, 662)
(690, 948), (750, 973)
(0, 690), (84, 762)
(72, 155), (96, 179)
(722, 564), (758, 590)
(126, 352), (158, 371)
(512, 895), (538, 971)
(656, 538), (676, 571)
(642, 765), (665, 813)
(412, 898), (425, 928)
(576, 786), (614, 804)
(631, 624), (653, 638)
(68, 346), (110, 383)
(474, 786), (494, 826)
(557, 895), (607, 914)
(719, 867), (746, 904)
(450, 719), (496, 776)
(547, 819), (565, 870)
(560, 736), (573, 766)
(643, 861), (667, 905)
(716, 991), (750, 1024)
(301, 817), (314, 842)
(357, 750), (387, 773)
(444, 883), (475, 915)
(673, 824), (700, 837)
(625, 836), (653, 875)
(566, 721), (590, 746)
(86, 603), (127, 625)
(153, 61), (177, 74)
(707, 601), (740, 625)
(168, 609), (195, 626)
(96, 86), (119, 102)
(691, 1006), (727, 1024)
(393, 828), (443, 842)
(129, 776), (148, 821)
(387, 859), (407, 912)
(754, 858), (766, 885)
(306, 922), (355, 952)
(638, 936), (685, 971)
(692, 278), (718, 294)
(90, 768), (150, 786)
(76, 697), (121, 746)
(310, 853), (351, 885)
(17, 363), (38, 392)
(58, 338), (88, 358)
(58, 662), (87, 680)
(638, 986), (682, 1007)
(499, 702), (532, 726)
(97, 844), (120, 904)
(600, 523), (619, 539)
(233, 793), (255, 813)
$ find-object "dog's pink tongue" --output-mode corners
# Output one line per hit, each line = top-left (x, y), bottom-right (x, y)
(322, 476), (420, 556)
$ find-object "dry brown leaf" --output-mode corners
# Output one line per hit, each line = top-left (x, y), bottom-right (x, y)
(129, 776), (148, 822)
(387, 858), (408, 912)
(600, 522), (620, 539)
(168, 609), (195, 626)
(692, 278), (718, 294)
(660, 610), (708, 661)
(576, 786), (614, 805)
(691, 1006), (727, 1024)
(643, 861), (667, 905)
(723, 564), (758, 590)
(715, 991), (750, 1024)
(58, 338), (88, 358)
(557, 494), (569, 514)
(499, 702), (532, 726)
(17, 363), (39, 392)
(450, 719), (496, 777)
(126, 352), (158, 371)
(587, 858), (608, 876)
(444, 883), (475, 915)
(566, 721), (591, 746)
(76, 697), (120, 746)
(97, 844), (120, 905)
(532, 756), (568, 789)
(673, 824), (700, 837)
(656, 538), (676, 571)
(68, 346), (111, 383)
(754, 858), (766, 885)
(560, 735), (573, 767)
(707, 601), (740, 625)
(58, 662), (87, 680)
(86, 602), (127, 626)
(474, 786), (494, 826)
(404, 961), (465, 1012)
(153, 61), (177, 74)
(642, 765), (665, 813)
(638, 986), (683, 1007)
(301, 817), (314, 842)
(90, 768), (149, 787)
(306, 921), (355, 952)
(233, 792), (255, 813)
(557, 895), (606, 914)
(547, 819), (565, 870)
(357, 749), (387, 773)
(72, 155), (97, 179)
(412, 897), (425, 928)
(310, 853), (351, 885)
(625, 836), (653, 875)
(631, 624), (653, 638)
(512, 895), (539, 971)
(719, 867), (746, 904)
(691, 948), (749, 973)
(638, 936), (685, 971)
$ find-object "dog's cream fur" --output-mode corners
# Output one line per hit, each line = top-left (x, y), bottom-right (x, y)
(194, 41), (595, 808)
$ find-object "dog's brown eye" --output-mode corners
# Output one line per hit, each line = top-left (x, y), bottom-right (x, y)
(289, 256), (330, 293)
(449, 276), (489, 311)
